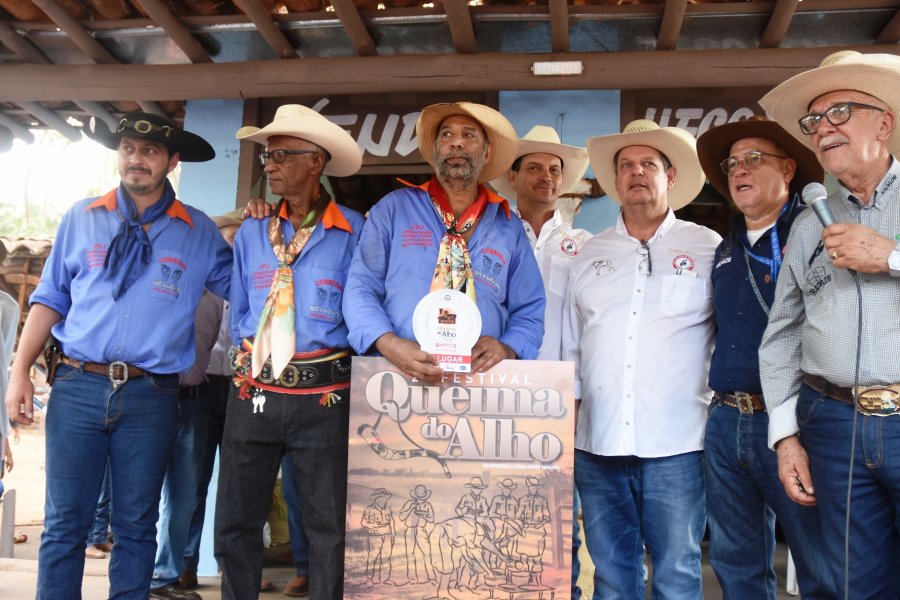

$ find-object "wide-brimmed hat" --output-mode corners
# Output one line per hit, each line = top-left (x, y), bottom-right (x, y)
(464, 476), (488, 489)
(498, 478), (518, 490)
(586, 120), (704, 211)
(416, 102), (518, 183)
(236, 104), (362, 177)
(370, 487), (392, 501)
(525, 476), (543, 487)
(489, 125), (590, 200)
(697, 116), (824, 199)
(85, 111), (215, 162)
(759, 51), (900, 156)
(410, 485), (431, 500)
(211, 208), (245, 229)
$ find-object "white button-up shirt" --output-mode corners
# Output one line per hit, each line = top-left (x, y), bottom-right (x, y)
(562, 210), (720, 458)
(517, 208), (592, 361)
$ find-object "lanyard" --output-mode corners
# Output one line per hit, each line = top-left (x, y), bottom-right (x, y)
(740, 201), (789, 283)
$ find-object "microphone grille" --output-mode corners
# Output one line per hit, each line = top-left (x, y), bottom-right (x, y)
(802, 182), (827, 205)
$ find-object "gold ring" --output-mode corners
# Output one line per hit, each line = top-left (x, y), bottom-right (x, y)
(832, 249), (838, 260)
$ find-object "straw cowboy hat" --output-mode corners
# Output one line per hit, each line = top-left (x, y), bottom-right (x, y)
(464, 476), (488, 489)
(85, 111), (215, 162)
(697, 116), (824, 199)
(497, 478), (518, 490)
(586, 120), (705, 211)
(416, 102), (518, 183)
(211, 208), (245, 229)
(759, 51), (900, 156)
(370, 488), (392, 501)
(235, 104), (362, 177)
(489, 125), (590, 200)
(410, 484), (432, 500)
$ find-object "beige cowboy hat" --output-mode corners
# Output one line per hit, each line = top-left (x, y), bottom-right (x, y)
(235, 104), (362, 177)
(211, 208), (245, 229)
(416, 102), (518, 183)
(488, 125), (590, 201)
(759, 51), (900, 156)
(587, 120), (705, 211)
(696, 116), (824, 199)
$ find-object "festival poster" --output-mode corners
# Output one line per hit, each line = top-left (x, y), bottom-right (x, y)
(343, 357), (576, 600)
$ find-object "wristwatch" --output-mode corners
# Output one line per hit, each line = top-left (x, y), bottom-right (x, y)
(889, 234), (900, 278)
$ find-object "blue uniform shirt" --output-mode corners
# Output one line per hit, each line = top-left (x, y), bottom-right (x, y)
(708, 194), (804, 394)
(343, 182), (545, 359)
(230, 199), (363, 352)
(31, 187), (233, 374)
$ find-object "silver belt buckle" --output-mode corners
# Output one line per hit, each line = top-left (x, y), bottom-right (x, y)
(858, 386), (900, 417)
(734, 391), (755, 415)
(109, 361), (128, 389)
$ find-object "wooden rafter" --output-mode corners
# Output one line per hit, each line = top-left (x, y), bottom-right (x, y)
(29, 0), (118, 64)
(329, 0), (377, 57)
(549, 0), (570, 54)
(18, 101), (82, 142)
(132, 0), (213, 63)
(760, 0), (800, 49)
(0, 111), (36, 144)
(875, 10), (900, 44)
(137, 101), (168, 117)
(444, 0), (477, 55)
(75, 101), (119, 131)
(0, 19), (50, 64)
(232, 0), (296, 59)
(656, 0), (688, 51)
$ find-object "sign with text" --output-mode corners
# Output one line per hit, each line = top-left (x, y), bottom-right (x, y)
(343, 357), (576, 599)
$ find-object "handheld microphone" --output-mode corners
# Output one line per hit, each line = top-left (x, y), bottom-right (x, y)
(802, 182), (836, 228)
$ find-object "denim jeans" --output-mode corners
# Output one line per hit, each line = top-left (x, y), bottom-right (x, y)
(798, 383), (900, 599)
(86, 459), (112, 546)
(572, 487), (583, 600)
(575, 449), (705, 600)
(704, 401), (835, 599)
(38, 364), (179, 600)
(215, 385), (349, 600)
(152, 392), (210, 587)
(281, 453), (310, 576)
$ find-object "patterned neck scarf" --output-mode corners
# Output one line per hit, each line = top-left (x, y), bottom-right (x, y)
(252, 197), (323, 379)
(103, 181), (176, 300)
(428, 176), (489, 303)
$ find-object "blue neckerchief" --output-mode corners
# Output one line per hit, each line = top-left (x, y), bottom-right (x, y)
(740, 199), (791, 283)
(103, 180), (176, 300)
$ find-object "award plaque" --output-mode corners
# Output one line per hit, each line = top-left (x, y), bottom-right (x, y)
(412, 290), (482, 372)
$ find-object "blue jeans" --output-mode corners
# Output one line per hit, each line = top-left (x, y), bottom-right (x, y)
(86, 459), (112, 546)
(152, 391), (210, 587)
(575, 449), (705, 600)
(798, 383), (900, 599)
(704, 401), (835, 599)
(572, 487), (582, 600)
(281, 453), (310, 576)
(38, 364), (179, 600)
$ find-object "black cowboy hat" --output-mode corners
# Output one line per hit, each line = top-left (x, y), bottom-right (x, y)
(85, 111), (215, 163)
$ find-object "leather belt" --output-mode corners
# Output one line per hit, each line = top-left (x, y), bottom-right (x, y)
(59, 355), (147, 385)
(804, 374), (900, 417)
(714, 391), (765, 414)
(252, 350), (351, 391)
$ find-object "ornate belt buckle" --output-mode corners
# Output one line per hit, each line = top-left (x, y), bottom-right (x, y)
(734, 391), (755, 415)
(280, 365), (300, 388)
(109, 361), (128, 388)
(858, 386), (899, 416)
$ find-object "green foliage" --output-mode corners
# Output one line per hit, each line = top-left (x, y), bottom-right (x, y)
(0, 202), (63, 237)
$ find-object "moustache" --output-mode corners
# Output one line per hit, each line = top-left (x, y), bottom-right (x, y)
(127, 167), (151, 175)
(818, 134), (849, 150)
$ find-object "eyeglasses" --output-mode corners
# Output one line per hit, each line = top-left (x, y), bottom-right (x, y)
(720, 151), (788, 175)
(258, 149), (319, 166)
(798, 102), (885, 135)
(117, 118), (173, 138)
(637, 239), (652, 276)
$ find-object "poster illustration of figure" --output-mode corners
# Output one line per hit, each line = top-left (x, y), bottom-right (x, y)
(344, 357), (575, 599)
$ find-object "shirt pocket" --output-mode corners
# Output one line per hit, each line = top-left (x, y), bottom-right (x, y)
(302, 267), (347, 325)
(659, 273), (709, 318)
(147, 249), (189, 304)
(548, 256), (571, 297)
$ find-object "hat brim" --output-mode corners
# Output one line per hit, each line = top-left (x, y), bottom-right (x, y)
(236, 116), (362, 177)
(759, 54), (900, 156)
(211, 208), (246, 229)
(587, 127), (704, 211)
(84, 117), (215, 163)
(489, 141), (590, 201)
(416, 103), (518, 183)
(697, 120), (824, 199)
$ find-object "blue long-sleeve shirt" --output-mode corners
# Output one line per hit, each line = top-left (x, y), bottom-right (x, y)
(31, 186), (233, 375)
(708, 195), (804, 394)
(230, 199), (363, 352)
(343, 182), (545, 358)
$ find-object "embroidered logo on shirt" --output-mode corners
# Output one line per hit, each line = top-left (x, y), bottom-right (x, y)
(591, 259), (614, 274)
(715, 247), (731, 270)
(309, 278), (343, 322)
(253, 264), (275, 290)
(401, 225), (434, 248)
(560, 238), (579, 256)
(805, 266), (832, 296)
(86, 243), (107, 269)
(151, 256), (186, 300)
(672, 254), (695, 271)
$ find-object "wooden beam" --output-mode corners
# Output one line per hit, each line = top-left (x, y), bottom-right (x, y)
(329, 0), (377, 57)
(131, 0), (213, 63)
(0, 112), (35, 143)
(137, 101), (168, 117)
(232, 0), (296, 59)
(74, 101), (119, 131)
(18, 101), (82, 142)
(760, 0), (800, 48)
(549, 0), (569, 54)
(875, 10), (900, 44)
(444, 0), (477, 54)
(0, 19), (50, 64)
(3, 46), (899, 101)
(29, 0), (118, 64)
(656, 0), (688, 51)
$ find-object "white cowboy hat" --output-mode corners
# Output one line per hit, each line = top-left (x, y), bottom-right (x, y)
(488, 125), (590, 201)
(759, 51), (900, 156)
(587, 120), (704, 211)
(416, 102), (518, 183)
(235, 104), (362, 177)
(211, 208), (245, 229)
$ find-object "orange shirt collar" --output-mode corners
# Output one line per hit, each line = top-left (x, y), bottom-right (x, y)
(401, 177), (511, 219)
(86, 188), (194, 227)
(276, 198), (353, 233)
